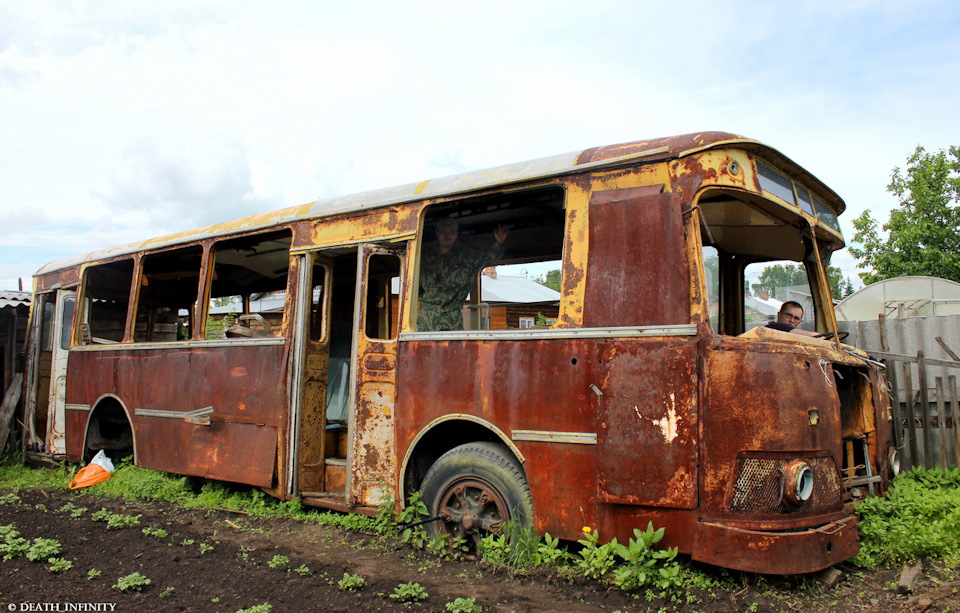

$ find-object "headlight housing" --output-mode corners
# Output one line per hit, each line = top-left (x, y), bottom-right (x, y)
(781, 460), (814, 507)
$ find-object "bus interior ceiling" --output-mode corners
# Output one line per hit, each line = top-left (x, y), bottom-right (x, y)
(699, 191), (811, 262)
(424, 186), (567, 264)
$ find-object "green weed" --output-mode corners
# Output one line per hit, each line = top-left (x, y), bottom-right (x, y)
(235, 603), (271, 613)
(113, 572), (151, 592)
(855, 466), (960, 567)
(338, 572), (365, 591)
(87, 569), (102, 580)
(445, 596), (482, 612)
(390, 582), (428, 603)
(576, 527), (619, 580)
(141, 526), (168, 538)
(267, 554), (289, 570)
(47, 557), (73, 573)
(26, 537), (61, 561)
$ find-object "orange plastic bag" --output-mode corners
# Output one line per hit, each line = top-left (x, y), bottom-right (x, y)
(68, 450), (115, 490)
(68, 463), (112, 489)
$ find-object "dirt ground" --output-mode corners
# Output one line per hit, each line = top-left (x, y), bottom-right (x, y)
(0, 488), (957, 613)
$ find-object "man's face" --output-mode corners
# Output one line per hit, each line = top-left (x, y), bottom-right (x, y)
(777, 306), (803, 326)
(437, 226), (458, 249)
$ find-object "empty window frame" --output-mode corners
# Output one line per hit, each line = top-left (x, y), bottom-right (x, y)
(80, 259), (134, 344)
(134, 247), (202, 342)
(207, 230), (292, 339)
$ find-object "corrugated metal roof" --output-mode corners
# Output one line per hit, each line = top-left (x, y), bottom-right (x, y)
(478, 274), (560, 304)
(0, 291), (30, 309)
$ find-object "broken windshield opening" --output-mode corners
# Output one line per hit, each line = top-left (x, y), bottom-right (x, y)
(698, 188), (827, 337)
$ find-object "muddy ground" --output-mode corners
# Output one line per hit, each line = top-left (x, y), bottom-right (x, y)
(0, 487), (955, 613)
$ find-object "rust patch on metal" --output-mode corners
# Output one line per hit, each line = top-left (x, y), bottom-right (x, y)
(583, 187), (689, 327)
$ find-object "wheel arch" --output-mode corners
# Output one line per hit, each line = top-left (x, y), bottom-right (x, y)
(81, 394), (137, 463)
(399, 414), (526, 502)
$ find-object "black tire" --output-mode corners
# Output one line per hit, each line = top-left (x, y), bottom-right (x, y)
(420, 442), (534, 547)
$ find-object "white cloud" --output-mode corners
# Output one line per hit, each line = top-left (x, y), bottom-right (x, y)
(0, 0), (958, 290)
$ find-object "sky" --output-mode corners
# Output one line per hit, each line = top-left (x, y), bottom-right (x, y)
(1, 0), (958, 292)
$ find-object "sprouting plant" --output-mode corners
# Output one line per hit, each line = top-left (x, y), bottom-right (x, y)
(180, 538), (195, 546)
(48, 557), (73, 573)
(267, 554), (289, 570)
(141, 526), (168, 538)
(159, 586), (175, 599)
(235, 603), (272, 613)
(611, 522), (681, 591)
(91, 507), (141, 529)
(293, 564), (311, 576)
(0, 492), (22, 506)
(106, 513), (141, 530)
(26, 537), (62, 561)
(536, 532), (570, 567)
(390, 582), (428, 603)
(445, 596), (482, 612)
(113, 572), (152, 592)
(87, 569), (102, 580)
(338, 572), (365, 591)
(198, 542), (215, 555)
(398, 491), (430, 549)
(34, 503), (48, 512)
(575, 526), (619, 580)
(58, 502), (87, 518)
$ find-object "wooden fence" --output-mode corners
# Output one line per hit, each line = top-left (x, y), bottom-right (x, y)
(872, 349), (960, 471)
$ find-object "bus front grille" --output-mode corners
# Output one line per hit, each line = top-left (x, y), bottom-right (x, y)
(728, 455), (842, 515)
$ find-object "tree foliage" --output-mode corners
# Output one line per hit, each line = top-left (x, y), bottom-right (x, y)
(850, 145), (960, 284)
(751, 264), (853, 300)
(538, 269), (561, 292)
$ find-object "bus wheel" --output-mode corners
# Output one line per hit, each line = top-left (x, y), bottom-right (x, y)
(420, 442), (533, 549)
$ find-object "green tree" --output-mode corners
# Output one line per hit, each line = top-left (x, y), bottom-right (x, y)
(538, 269), (561, 292)
(751, 264), (853, 300)
(850, 145), (960, 284)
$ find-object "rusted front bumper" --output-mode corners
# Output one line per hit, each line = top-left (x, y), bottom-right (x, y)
(692, 515), (859, 574)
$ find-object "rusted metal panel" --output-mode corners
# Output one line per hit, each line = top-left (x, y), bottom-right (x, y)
(700, 341), (845, 524)
(583, 187), (689, 328)
(577, 132), (747, 166)
(64, 343), (290, 487)
(35, 268), (79, 292)
(597, 340), (698, 508)
(136, 421), (278, 488)
(693, 516), (859, 574)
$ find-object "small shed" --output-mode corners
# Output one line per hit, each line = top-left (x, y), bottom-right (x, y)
(0, 291), (30, 399)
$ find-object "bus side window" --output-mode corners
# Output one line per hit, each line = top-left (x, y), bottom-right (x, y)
(80, 259), (134, 344)
(365, 254), (401, 340)
(135, 247), (202, 342)
(207, 230), (292, 339)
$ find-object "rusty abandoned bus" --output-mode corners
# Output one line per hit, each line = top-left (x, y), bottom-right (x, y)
(20, 132), (895, 574)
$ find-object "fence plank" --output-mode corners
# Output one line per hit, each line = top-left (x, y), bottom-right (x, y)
(951, 375), (960, 468)
(886, 359), (904, 452)
(903, 361), (918, 470)
(918, 352), (933, 468)
(936, 377), (949, 470)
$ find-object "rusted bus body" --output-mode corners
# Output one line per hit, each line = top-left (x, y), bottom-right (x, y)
(20, 132), (893, 575)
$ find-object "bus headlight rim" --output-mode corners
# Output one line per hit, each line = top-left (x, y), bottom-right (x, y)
(781, 460), (814, 507)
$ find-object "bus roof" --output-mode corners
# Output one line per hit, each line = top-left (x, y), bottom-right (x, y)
(36, 131), (844, 276)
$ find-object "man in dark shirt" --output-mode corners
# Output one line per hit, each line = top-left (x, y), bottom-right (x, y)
(766, 301), (819, 337)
